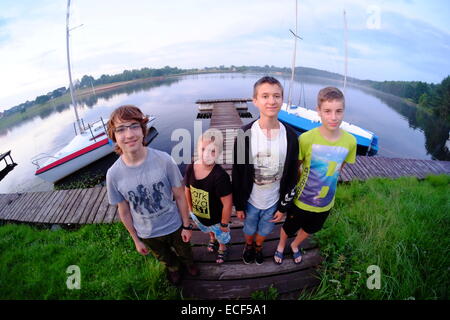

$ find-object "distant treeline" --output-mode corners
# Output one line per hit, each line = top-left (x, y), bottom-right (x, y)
(77, 65), (191, 88)
(1, 65), (448, 123)
(359, 77), (450, 122)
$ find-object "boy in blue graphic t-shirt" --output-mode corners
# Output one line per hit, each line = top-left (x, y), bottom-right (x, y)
(274, 87), (356, 265)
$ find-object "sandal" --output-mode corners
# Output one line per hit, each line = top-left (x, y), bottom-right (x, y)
(292, 250), (303, 264)
(216, 248), (229, 264)
(273, 250), (284, 265)
(207, 240), (218, 253)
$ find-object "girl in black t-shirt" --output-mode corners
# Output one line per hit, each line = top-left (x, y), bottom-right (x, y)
(184, 130), (233, 263)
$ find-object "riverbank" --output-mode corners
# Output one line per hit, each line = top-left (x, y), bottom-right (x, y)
(1, 175), (448, 299)
(0, 70), (236, 132)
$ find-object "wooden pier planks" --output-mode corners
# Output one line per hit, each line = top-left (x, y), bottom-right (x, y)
(0, 157), (449, 225)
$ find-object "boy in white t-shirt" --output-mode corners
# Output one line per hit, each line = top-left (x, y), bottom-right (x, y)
(232, 76), (300, 265)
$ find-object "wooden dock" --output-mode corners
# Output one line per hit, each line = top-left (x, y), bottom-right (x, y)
(0, 156), (448, 226)
(0, 100), (449, 299)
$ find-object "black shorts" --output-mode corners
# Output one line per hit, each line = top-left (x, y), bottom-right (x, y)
(282, 205), (330, 236)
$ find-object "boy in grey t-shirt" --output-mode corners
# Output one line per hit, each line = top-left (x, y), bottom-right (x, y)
(106, 105), (199, 285)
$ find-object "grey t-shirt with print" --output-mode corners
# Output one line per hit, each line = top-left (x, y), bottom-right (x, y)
(106, 147), (183, 239)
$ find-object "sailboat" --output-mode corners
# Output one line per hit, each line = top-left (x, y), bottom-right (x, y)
(31, 0), (156, 183)
(278, 4), (379, 156)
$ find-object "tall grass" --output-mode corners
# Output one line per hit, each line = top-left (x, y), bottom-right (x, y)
(299, 175), (449, 300)
(0, 223), (179, 299)
(0, 175), (448, 299)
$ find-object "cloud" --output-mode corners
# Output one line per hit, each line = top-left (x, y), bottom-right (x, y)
(0, 0), (448, 110)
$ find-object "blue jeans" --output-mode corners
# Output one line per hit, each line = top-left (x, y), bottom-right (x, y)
(243, 202), (278, 237)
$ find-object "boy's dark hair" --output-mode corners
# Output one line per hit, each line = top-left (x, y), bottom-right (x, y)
(107, 105), (149, 155)
(317, 87), (345, 108)
(253, 76), (284, 99)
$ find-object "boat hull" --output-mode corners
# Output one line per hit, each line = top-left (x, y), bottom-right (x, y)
(278, 108), (378, 156)
(35, 138), (113, 183)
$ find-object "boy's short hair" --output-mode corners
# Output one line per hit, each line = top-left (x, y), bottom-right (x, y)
(253, 76), (284, 99)
(107, 105), (149, 155)
(317, 87), (345, 108)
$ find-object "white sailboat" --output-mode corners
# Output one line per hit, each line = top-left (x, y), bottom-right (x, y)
(31, 0), (156, 183)
(278, 3), (378, 155)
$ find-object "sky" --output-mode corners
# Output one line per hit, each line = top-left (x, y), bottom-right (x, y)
(0, 0), (449, 111)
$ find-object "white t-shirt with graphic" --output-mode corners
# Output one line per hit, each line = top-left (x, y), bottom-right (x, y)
(248, 120), (287, 210)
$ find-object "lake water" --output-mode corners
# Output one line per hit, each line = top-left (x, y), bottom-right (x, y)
(0, 72), (448, 194)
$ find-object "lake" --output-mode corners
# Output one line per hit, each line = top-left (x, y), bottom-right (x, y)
(0, 72), (448, 194)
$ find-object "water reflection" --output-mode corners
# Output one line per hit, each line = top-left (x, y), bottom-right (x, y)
(1, 73), (449, 194)
(355, 86), (450, 161)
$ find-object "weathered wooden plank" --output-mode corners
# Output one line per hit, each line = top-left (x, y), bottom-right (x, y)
(16, 191), (46, 221)
(56, 188), (84, 224)
(0, 193), (19, 218)
(0, 194), (17, 216)
(422, 160), (443, 175)
(85, 187), (107, 224)
(192, 236), (316, 263)
(29, 191), (56, 222)
(4, 192), (28, 220)
(35, 190), (61, 223)
(39, 190), (68, 223)
(63, 188), (89, 224)
(414, 159), (432, 177)
(68, 187), (96, 224)
(47, 190), (76, 223)
(403, 159), (425, 178)
(187, 248), (321, 281)
(19, 191), (53, 222)
(77, 187), (104, 224)
(8, 192), (36, 221)
(349, 159), (365, 180)
(181, 267), (320, 299)
(369, 157), (391, 177)
(358, 157), (374, 179)
(93, 191), (111, 223)
(102, 202), (118, 224)
(341, 162), (356, 181)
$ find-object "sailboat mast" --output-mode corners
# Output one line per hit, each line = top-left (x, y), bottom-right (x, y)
(66, 0), (83, 134)
(343, 10), (348, 94)
(287, 0), (298, 109)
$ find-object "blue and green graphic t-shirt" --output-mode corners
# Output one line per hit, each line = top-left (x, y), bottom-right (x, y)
(294, 128), (356, 213)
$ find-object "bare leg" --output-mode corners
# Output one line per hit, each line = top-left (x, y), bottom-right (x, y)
(244, 234), (254, 246)
(290, 229), (309, 263)
(255, 234), (266, 248)
(274, 228), (289, 264)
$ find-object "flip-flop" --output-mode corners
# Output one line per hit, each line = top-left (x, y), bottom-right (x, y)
(292, 250), (303, 264)
(216, 248), (229, 264)
(273, 250), (284, 265)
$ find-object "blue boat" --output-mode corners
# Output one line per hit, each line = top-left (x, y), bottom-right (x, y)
(278, 103), (378, 156)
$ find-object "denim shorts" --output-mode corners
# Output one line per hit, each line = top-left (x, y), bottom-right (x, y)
(243, 201), (278, 237)
(190, 213), (231, 244)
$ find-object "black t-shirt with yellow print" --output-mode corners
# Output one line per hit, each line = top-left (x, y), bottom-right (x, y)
(184, 164), (232, 227)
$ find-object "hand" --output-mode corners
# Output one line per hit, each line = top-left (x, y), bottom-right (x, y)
(237, 210), (246, 220)
(220, 226), (230, 233)
(270, 210), (284, 223)
(134, 239), (149, 256)
(181, 229), (192, 243)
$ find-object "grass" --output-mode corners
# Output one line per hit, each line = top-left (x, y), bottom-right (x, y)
(298, 175), (449, 300)
(0, 222), (179, 299)
(0, 175), (448, 299)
